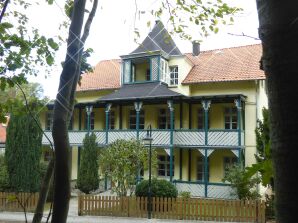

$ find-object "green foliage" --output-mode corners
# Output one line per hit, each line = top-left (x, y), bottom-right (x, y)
(223, 164), (260, 200)
(135, 179), (178, 198)
(5, 113), (42, 192)
(246, 108), (273, 188)
(0, 155), (10, 191)
(99, 139), (157, 196)
(145, 0), (242, 41)
(0, 0), (60, 121)
(77, 133), (99, 194)
(179, 191), (191, 199)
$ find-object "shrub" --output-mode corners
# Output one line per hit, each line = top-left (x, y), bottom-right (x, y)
(0, 155), (10, 191)
(77, 133), (99, 194)
(99, 139), (157, 196)
(135, 179), (178, 198)
(5, 114), (42, 192)
(179, 191), (191, 199)
(223, 163), (260, 200)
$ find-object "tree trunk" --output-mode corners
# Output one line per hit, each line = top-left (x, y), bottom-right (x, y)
(256, 0), (298, 222)
(32, 1), (98, 222)
(32, 158), (54, 223)
(51, 1), (87, 222)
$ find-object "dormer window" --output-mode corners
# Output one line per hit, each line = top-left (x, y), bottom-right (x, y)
(169, 66), (178, 85)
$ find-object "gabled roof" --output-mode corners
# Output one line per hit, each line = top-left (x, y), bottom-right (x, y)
(98, 82), (182, 103)
(76, 59), (121, 92)
(182, 44), (265, 84)
(130, 21), (182, 57)
(77, 44), (264, 92)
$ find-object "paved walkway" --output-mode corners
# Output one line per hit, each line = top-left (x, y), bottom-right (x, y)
(0, 197), (239, 223)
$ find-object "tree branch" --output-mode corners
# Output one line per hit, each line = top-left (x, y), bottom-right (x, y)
(227, 32), (260, 40)
(69, 0), (98, 111)
(0, 0), (10, 23)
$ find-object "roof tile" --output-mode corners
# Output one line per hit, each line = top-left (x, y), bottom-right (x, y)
(182, 44), (265, 84)
(77, 44), (265, 92)
(76, 59), (121, 92)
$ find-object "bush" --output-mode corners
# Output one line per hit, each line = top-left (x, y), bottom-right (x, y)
(77, 133), (99, 194)
(179, 191), (191, 199)
(223, 163), (260, 200)
(0, 155), (10, 191)
(5, 114), (42, 192)
(135, 179), (178, 198)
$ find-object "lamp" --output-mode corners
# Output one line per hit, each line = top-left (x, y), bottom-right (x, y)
(142, 124), (153, 219)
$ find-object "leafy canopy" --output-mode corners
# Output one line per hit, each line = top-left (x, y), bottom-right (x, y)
(99, 139), (157, 196)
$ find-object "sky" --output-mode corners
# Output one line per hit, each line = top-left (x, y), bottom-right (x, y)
(24, 0), (260, 99)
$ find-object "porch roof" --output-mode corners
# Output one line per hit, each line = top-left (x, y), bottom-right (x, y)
(97, 82), (183, 103)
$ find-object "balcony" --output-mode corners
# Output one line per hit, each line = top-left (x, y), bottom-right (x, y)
(42, 129), (244, 148)
(173, 180), (237, 199)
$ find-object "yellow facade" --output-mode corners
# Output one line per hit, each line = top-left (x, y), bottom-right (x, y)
(41, 59), (267, 186)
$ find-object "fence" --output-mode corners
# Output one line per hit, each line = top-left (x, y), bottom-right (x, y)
(0, 192), (39, 212)
(78, 195), (265, 222)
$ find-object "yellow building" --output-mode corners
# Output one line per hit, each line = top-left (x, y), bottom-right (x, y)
(41, 21), (267, 199)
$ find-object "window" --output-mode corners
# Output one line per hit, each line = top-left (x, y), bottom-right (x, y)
(170, 66), (178, 85)
(85, 112), (95, 130)
(45, 111), (53, 130)
(109, 110), (115, 129)
(157, 155), (174, 177)
(129, 110), (144, 129)
(198, 108), (210, 129)
(160, 59), (165, 81)
(224, 108), (238, 129)
(197, 156), (209, 181)
(158, 108), (174, 129)
(223, 157), (238, 177)
(146, 69), (150, 81)
(131, 63), (136, 82)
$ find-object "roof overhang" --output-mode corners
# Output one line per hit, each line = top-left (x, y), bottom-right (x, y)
(96, 82), (183, 103)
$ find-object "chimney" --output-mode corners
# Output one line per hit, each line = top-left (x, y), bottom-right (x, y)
(192, 40), (200, 56)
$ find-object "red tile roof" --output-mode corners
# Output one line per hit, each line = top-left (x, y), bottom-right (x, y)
(182, 44), (265, 84)
(76, 59), (121, 92)
(77, 44), (265, 92)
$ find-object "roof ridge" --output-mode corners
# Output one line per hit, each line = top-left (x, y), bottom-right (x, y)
(184, 43), (261, 55)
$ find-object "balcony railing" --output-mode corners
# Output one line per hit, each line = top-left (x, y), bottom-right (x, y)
(173, 180), (237, 199)
(42, 129), (244, 148)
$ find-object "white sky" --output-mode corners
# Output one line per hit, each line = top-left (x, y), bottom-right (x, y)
(23, 0), (260, 99)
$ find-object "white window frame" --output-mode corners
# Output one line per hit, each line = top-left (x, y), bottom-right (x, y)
(129, 109), (145, 129)
(224, 107), (238, 130)
(157, 155), (174, 177)
(169, 66), (178, 85)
